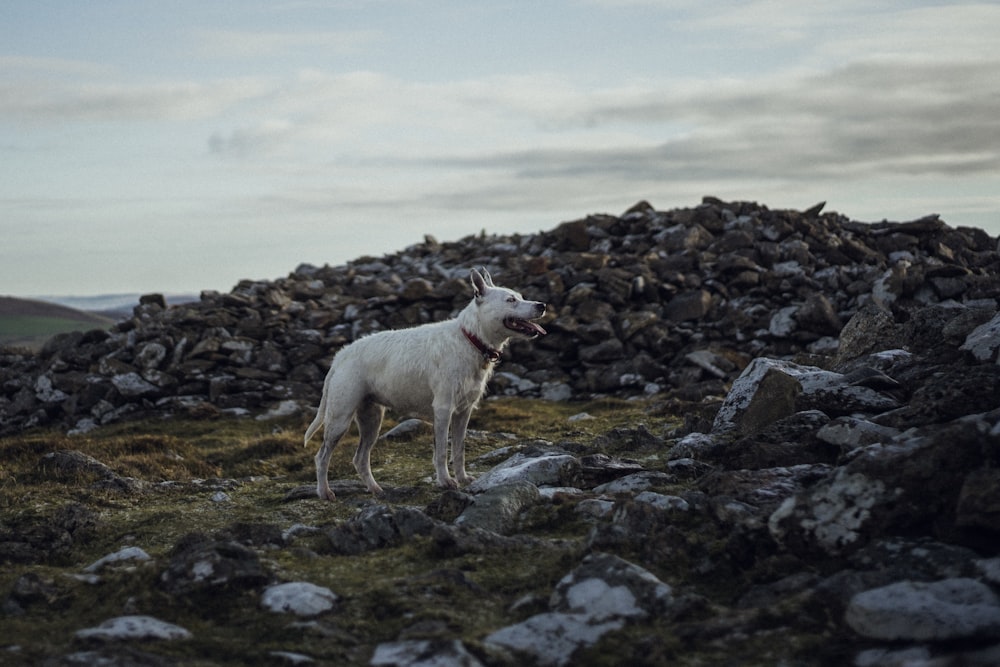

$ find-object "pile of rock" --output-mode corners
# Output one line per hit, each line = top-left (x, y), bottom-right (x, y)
(2, 197), (999, 436)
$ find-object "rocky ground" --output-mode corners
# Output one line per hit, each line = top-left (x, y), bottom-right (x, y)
(2, 197), (1000, 665)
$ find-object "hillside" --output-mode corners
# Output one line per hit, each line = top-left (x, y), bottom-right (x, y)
(0, 296), (115, 350)
(2, 198), (1000, 665)
(3, 196), (999, 436)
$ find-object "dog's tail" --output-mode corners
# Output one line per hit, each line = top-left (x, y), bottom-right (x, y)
(303, 379), (329, 447)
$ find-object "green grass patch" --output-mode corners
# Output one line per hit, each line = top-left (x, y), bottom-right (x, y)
(0, 399), (698, 664)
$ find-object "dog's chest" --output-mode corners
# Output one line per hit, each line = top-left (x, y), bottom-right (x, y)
(437, 357), (494, 415)
(455, 366), (492, 408)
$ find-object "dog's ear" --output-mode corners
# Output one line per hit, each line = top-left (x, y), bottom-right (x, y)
(480, 267), (494, 286)
(470, 268), (489, 299)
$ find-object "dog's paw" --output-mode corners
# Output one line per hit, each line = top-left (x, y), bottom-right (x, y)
(457, 474), (476, 486)
(317, 486), (337, 501)
(437, 477), (459, 490)
(367, 483), (385, 496)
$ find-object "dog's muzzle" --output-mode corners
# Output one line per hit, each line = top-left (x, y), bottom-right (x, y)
(504, 302), (547, 338)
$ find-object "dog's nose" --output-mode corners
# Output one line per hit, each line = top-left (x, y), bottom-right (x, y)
(534, 302), (547, 316)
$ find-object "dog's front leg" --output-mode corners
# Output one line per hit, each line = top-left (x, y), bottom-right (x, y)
(432, 405), (458, 489)
(449, 407), (476, 486)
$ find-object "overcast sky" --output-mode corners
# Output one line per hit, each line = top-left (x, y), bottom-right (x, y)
(2, 1), (998, 297)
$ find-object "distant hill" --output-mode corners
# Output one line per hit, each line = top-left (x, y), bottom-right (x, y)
(41, 293), (199, 319)
(0, 296), (116, 350)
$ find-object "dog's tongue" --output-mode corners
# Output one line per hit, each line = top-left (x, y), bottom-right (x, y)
(528, 321), (546, 336)
(506, 317), (547, 337)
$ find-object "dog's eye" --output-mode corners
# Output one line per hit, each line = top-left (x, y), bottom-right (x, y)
(506, 296), (516, 303)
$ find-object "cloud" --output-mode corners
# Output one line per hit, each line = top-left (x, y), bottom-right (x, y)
(583, 2), (1000, 69)
(6, 5), (997, 226)
(188, 46), (998, 227)
(190, 28), (382, 59)
(208, 119), (296, 156)
(0, 75), (274, 123)
(415, 56), (1000, 184)
(0, 55), (115, 78)
(200, 70), (596, 162)
(812, 3), (1000, 63)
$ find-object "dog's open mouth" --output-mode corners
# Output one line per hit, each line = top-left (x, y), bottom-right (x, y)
(505, 317), (547, 338)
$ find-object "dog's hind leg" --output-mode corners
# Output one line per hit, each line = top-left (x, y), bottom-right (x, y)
(312, 366), (368, 500)
(314, 412), (352, 501)
(306, 369), (343, 500)
(353, 399), (385, 495)
(303, 380), (329, 447)
(449, 406), (476, 486)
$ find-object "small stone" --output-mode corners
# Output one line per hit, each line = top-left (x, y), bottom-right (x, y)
(769, 305), (799, 337)
(378, 418), (430, 440)
(575, 499), (615, 519)
(551, 553), (673, 620)
(469, 452), (581, 493)
(34, 374), (68, 404)
(768, 468), (889, 556)
(633, 492), (689, 512)
(83, 546), (152, 573)
(846, 578), (1000, 641)
(455, 481), (540, 534)
(664, 289), (712, 322)
(816, 416), (900, 451)
(67, 418), (99, 436)
(75, 615), (192, 641)
(541, 382), (573, 402)
(961, 312), (1000, 363)
(370, 639), (484, 667)
(261, 582), (338, 617)
(684, 349), (733, 379)
(593, 472), (671, 494)
(255, 399), (302, 421)
(268, 651), (316, 665)
(485, 612), (623, 667)
(854, 647), (931, 667)
(111, 372), (160, 398)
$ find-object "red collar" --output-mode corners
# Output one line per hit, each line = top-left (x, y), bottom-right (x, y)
(461, 326), (501, 364)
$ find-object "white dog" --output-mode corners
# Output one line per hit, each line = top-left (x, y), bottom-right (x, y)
(303, 268), (546, 500)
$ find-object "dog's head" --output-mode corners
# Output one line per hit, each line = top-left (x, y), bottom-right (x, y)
(470, 268), (547, 339)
